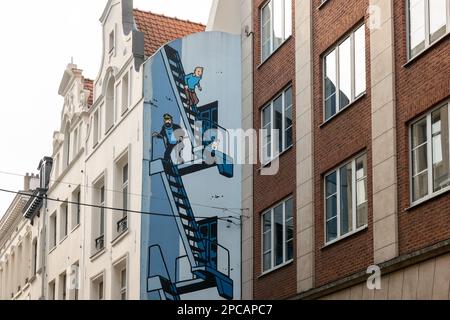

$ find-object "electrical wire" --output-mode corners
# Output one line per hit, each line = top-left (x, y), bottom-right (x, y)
(0, 188), (242, 224)
(0, 170), (250, 218)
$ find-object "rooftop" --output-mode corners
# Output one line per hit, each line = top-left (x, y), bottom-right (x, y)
(133, 9), (205, 57)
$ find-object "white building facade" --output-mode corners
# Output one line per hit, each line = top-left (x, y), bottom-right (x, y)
(0, 0), (244, 301)
(0, 175), (43, 300)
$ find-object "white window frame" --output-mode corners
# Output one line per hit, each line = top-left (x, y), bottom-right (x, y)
(261, 197), (294, 274)
(60, 201), (69, 241)
(120, 267), (127, 300)
(78, 123), (83, 151)
(260, 0), (293, 62)
(72, 187), (81, 231)
(72, 127), (78, 157)
(98, 280), (104, 300)
(406, 0), (450, 60)
(93, 108), (100, 147)
(49, 212), (57, 250)
(121, 163), (129, 218)
(261, 86), (293, 164)
(324, 153), (368, 245)
(109, 28), (115, 54)
(121, 72), (130, 115)
(60, 272), (67, 300)
(409, 101), (450, 205)
(323, 23), (366, 122)
(48, 280), (56, 300)
(115, 81), (121, 124)
(100, 185), (106, 238)
(92, 172), (107, 254)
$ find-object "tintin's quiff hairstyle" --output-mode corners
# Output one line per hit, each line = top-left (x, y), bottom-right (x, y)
(194, 67), (204, 73)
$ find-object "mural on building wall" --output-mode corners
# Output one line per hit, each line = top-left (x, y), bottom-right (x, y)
(141, 32), (242, 300)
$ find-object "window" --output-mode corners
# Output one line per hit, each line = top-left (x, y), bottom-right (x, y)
(72, 127), (78, 157)
(48, 280), (56, 300)
(115, 82), (121, 123)
(408, 0), (449, 59)
(324, 24), (366, 121)
(261, 0), (292, 61)
(119, 163), (129, 233)
(59, 273), (67, 300)
(69, 263), (80, 300)
(100, 186), (106, 240)
(98, 281), (104, 300)
(55, 153), (60, 178)
(91, 274), (105, 300)
(32, 239), (38, 275)
(78, 123), (83, 150)
(72, 188), (81, 229)
(410, 102), (450, 203)
(325, 154), (368, 243)
(262, 197), (294, 273)
(60, 202), (68, 240)
(120, 268), (127, 300)
(93, 109), (100, 146)
(114, 155), (129, 238)
(261, 86), (293, 164)
(121, 73), (129, 114)
(49, 213), (57, 249)
(109, 29), (115, 53)
(63, 125), (71, 168)
(121, 164), (129, 218)
(92, 177), (106, 254)
(105, 77), (115, 133)
(112, 259), (127, 300)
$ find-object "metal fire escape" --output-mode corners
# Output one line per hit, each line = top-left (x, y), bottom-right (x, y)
(147, 45), (234, 300)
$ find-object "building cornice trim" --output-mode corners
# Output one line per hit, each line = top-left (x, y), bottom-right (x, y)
(291, 239), (450, 300)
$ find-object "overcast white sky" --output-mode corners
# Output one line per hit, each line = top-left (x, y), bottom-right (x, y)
(0, 0), (212, 216)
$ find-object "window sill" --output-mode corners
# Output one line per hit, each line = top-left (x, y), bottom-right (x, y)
(29, 275), (37, 284)
(257, 36), (293, 70)
(319, 93), (366, 128)
(111, 229), (130, 247)
(259, 260), (294, 278)
(59, 235), (68, 245)
(317, 0), (330, 10)
(90, 248), (106, 262)
(322, 225), (368, 249)
(259, 145), (294, 171)
(121, 107), (129, 117)
(48, 246), (57, 255)
(105, 125), (114, 136)
(404, 33), (449, 68)
(71, 224), (81, 234)
(22, 283), (31, 292)
(406, 186), (450, 212)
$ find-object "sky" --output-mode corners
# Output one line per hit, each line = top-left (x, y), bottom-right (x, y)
(0, 0), (213, 217)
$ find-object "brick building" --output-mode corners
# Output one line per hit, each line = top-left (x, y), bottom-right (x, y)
(241, 0), (450, 300)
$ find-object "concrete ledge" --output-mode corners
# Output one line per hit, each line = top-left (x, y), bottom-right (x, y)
(290, 238), (450, 300)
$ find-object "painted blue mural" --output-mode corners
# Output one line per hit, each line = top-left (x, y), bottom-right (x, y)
(141, 32), (242, 300)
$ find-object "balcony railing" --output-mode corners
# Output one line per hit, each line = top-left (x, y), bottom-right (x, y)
(117, 216), (128, 234)
(95, 235), (105, 251)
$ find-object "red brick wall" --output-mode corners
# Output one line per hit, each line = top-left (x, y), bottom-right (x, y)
(252, 0), (297, 300)
(312, 0), (374, 287)
(393, 2), (450, 256)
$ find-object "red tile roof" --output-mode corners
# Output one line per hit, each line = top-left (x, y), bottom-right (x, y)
(133, 9), (205, 57)
(83, 78), (94, 107)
